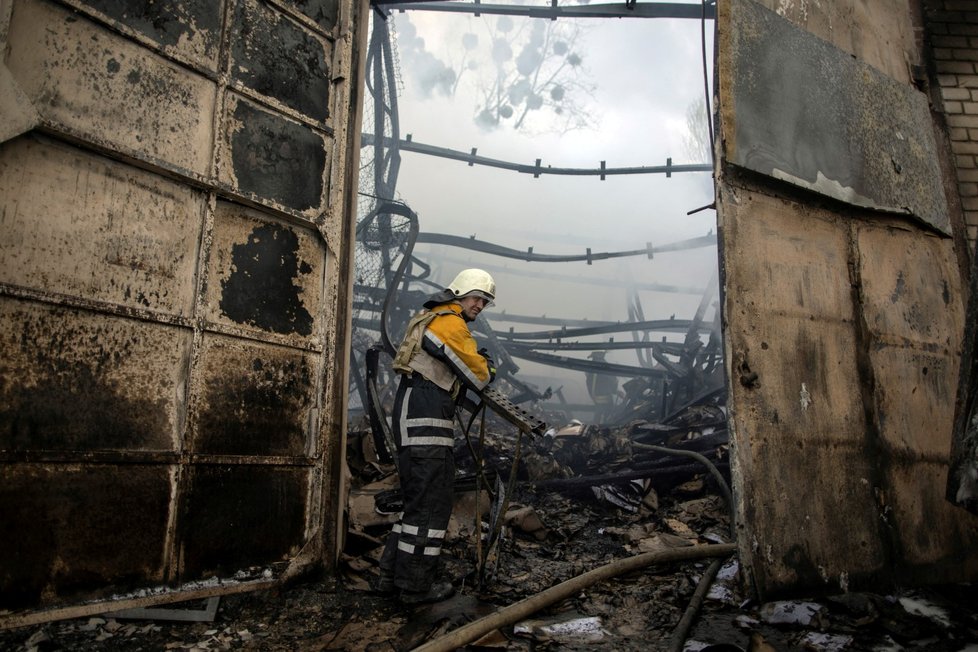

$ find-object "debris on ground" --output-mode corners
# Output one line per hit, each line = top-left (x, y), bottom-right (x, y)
(3, 408), (977, 651)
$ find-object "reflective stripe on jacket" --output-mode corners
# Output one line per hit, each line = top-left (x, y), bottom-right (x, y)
(393, 302), (490, 392)
(421, 302), (490, 391)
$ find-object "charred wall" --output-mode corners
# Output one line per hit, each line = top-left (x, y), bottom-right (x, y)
(0, 0), (367, 611)
(717, 0), (978, 599)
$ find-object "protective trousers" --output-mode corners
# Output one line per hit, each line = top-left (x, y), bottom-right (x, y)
(379, 375), (456, 593)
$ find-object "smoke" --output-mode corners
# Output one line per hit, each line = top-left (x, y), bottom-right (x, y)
(394, 17), (456, 97)
(374, 11), (719, 405)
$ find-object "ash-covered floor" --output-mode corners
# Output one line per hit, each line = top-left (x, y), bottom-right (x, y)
(3, 415), (977, 651)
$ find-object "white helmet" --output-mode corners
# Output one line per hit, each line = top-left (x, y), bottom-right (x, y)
(449, 268), (496, 302)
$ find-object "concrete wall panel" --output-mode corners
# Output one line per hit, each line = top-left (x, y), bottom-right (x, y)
(284, 0), (339, 32)
(177, 465), (307, 579)
(719, 0), (978, 598)
(6, 0), (217, 177)
(739, 439), (887, 594)
(723, 192), (853, 321)
(871, 346), (958, 456)
(65, 0), (224, 73)
(752, 0), (917, 85)
(204, 201), (327, 345)
(0, 136), (205, 317)
(885, 461), (978, 574)
(187, 333), (317, 457)
(0, 299), (191, 452)
(730, 314), (864, 443)
(0, 464), (171, 609)
(722, 194), (882, 595)
(857, 226), (963, 347)
(721, 0), (948, 233)
(220, 94), (329, 215)
(721, 176), (978, 596)
(230, 0), (332, 123)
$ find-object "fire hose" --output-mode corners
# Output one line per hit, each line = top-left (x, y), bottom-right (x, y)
(410, 543), (737, 652)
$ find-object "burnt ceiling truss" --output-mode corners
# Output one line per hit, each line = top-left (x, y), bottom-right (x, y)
(372, 0), (716, 21)
(417, 232), (716, 263)
(361, 133), (713, 178)
(352, 7), (724, 424)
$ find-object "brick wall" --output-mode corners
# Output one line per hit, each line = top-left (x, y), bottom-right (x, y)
(928, 0), (978, 246)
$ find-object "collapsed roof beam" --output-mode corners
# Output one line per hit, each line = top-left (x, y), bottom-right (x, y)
(374, 0), (717, 20)
(416, 232), (717, 263)
(498, 318), (700, 340)
(505, 347), (670, 377)
(505, 339), (687, 355)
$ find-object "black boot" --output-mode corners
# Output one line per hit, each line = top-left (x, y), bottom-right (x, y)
(400, 581), (454, 605)
(371, 572), (396, 596)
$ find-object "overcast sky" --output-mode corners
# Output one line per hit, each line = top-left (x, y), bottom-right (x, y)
(365, 3), (719, 400)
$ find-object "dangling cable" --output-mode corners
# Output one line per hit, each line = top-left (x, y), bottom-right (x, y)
(459, 403), (496, 501)
(479, 428), (524, 588)
(362, 201), (418, 357)
(473, 407), (487, 585)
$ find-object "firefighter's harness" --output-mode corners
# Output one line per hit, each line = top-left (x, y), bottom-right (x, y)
(392, 309), (461, 397)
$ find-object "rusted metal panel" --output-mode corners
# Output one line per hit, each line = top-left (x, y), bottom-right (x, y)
(65, 0), (224, 73)
(5, 0), (217, 177)
(0, 136), (205, 317)
(220, 93), (330, 214)
(0, 463), (172, 609)
(203, 201), (327, 345)
(230, 0), (333, 123)
(187, 334), (317, 457)
(0, 299), (191, 452)
(719, 0), (949, 234)
(177, 465), (307, 579)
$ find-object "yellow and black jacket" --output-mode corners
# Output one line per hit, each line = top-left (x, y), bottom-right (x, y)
(394, 302), (490, 394)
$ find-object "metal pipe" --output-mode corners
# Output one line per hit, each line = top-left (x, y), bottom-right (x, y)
(410, 543), (737, 652)
(668, 557), (725, 652)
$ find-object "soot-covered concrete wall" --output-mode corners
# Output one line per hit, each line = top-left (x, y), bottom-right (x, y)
(717, 0), (978, 599)
(0, 0), (366, 611)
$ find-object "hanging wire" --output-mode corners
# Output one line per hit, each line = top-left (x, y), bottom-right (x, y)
(388, 13), (406, 94)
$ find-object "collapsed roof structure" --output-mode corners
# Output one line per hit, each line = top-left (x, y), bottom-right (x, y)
(0, 0), (977, 641)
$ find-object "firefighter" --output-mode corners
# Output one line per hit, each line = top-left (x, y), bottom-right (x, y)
(377, 268), (496, 605)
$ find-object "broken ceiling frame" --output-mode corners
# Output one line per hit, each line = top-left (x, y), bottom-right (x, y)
(353, 6), (723, 427)
(372, 0), (716, 21)
(416, 231), (717, 263)
(361, 133), (713, 179)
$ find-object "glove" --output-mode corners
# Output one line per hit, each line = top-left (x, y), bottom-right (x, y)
(478, 347), (496, 382)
